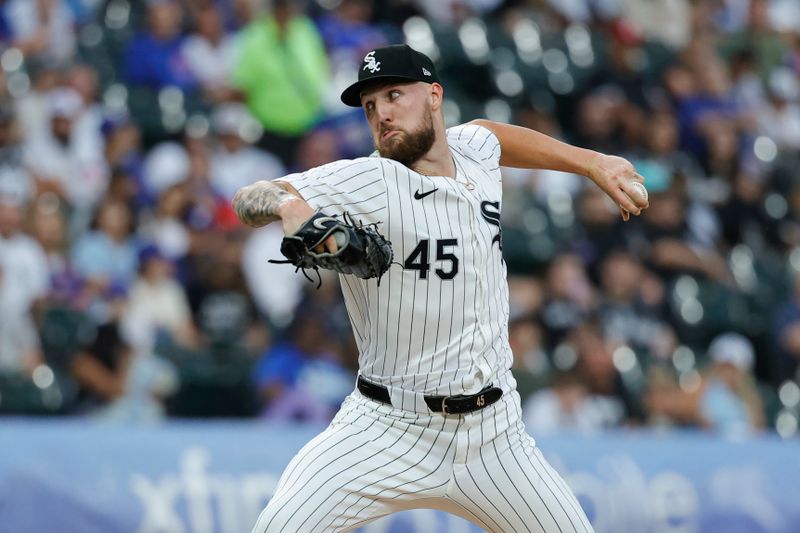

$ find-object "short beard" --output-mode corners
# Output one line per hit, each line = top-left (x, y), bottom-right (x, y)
(376, 104), (435, 167)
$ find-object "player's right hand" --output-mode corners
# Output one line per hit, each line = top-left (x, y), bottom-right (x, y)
(586, 153), (649, 221)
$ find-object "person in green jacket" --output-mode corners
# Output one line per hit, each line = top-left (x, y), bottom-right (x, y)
(233, 0), (330, 166)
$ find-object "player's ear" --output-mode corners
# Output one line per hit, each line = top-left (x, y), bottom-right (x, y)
(430, 83), (444, 111)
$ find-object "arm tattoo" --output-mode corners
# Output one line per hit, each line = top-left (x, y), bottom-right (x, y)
(232, 180), (297, 227)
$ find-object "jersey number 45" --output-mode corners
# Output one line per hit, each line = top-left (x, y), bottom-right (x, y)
(403, 239), (459, 280)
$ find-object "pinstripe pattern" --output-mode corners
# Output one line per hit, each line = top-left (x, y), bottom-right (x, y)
(257, 124), (594, 532)
(252, 391), (592, 532)
(280, 126), (508, 399)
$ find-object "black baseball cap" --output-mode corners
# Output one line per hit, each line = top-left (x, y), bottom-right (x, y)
(340, 44), (440, 107)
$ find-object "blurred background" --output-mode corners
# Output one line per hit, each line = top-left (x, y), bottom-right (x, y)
(2, 0), (800, 532)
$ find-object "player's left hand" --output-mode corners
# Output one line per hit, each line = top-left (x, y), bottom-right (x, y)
(586, 153), (649, 221)
(276, 210), (394, 282)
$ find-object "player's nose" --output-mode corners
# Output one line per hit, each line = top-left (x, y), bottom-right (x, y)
(375, 100), (393, 122)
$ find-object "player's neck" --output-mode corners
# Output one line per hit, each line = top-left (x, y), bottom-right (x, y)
(410, 138), (455, 178)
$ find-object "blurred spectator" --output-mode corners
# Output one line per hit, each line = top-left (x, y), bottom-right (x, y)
(509, 314), (549, 401)
(0, 262), (43, 377)
(233, 0), (330, 166)
(674, 55), (744, 175)
(644, 365), (693, 427)
(29, 197), (81, 305)
(301, 273), (358, 355)
(208, 103), (284, 201)
(182, 133), (241, 232)
(646, 333), (765, 436)
(123, 0), (197, 90)
(789, 32), (800, 76)
(0, 107), (32, 203)
(3, 0), (76, 64)
(70, 290), (177, 422)
(774, 177), (800, 252)
(729, 49), (767, 118)
(636, 184), (730, 283)
(66, 64), (105, 159)
(241, 223), (304, 326)
(123, 245), (197, 355)
(414, 0), (502, 26)
(292, 127), (345, 171)
(252, 313), (353, 422)
(508, 275), (545, 319)
(717, 171), (779, 251)
(316, 0), (387, 63)
(588, 21), (653, 111)
(701, 333), (765, 435)
(619, 0), (691, 50)
(69, 291), (131, 411)
(104, 119), (144, 176)
(187, 238), (264, 350)
(0, 194), (49, 313)
(771, 272), (800, 385)
(628, 108), (702, 190)
(719, 0), (787, 78)
(597, 251), (675, 359)
(182, 1), (240, 102)
(573, 88), (627, 154)
(369, 0), (423, 30)
(539, 253), (596, 349)
(523, 369), (624, 435)
(502, 109), (583, 201)
(0, 105), (22, 160)
(13, 60), (61, 141)
(571, 321), (643, 422)
(137, 183), (191, 264)
(314, 0), (389, 116)
(574, 184), (626, 266)
(757, 68), (800, 151)
(142, 140), (190, 198)
(226, 0), (263, 27)
(23, 87), (109, 224)
(71, 199), (138, 309)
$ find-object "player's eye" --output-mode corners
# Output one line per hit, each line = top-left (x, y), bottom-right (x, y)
(389, 90), (401, 100)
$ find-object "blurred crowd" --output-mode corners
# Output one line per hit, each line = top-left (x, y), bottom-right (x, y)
(1, 0), (800, 438)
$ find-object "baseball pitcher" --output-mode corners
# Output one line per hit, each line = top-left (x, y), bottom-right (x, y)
(233, 44), (648, 533)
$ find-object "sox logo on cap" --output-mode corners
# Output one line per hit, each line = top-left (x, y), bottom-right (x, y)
(363, 51), (381, 73)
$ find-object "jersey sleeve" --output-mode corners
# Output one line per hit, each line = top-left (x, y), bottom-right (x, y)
(446, 123), (502, 169)
(278, 157), (388, 225)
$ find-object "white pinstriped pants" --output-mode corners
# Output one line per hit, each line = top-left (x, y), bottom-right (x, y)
(252, 389), (594, 533)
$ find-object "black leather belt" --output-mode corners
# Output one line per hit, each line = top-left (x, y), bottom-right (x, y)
(357, 376), (502, 414)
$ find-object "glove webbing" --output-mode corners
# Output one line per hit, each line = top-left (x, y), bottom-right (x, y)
(268, 213), (388, 289)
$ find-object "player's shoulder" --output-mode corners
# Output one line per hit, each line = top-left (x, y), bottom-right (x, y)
(279, 156), (390, 191)
(446, 122), (501, 165)
(300, 156), (384, 181)
(446, 122), (498, 147)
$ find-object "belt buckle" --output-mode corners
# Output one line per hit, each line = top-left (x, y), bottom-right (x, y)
(440, 395), (451, 414)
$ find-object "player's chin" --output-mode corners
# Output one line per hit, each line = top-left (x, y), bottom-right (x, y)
(379, 134), (403, 150)
(377, 142), (402, 159)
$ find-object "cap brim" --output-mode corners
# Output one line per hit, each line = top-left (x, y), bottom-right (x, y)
(340, 75), (424, 107)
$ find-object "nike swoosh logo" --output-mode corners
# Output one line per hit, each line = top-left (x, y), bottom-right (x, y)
(414, 188), (438, 200)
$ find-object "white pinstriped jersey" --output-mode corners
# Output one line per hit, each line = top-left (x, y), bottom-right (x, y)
(258, 123), (595, 533)
(281, 124), (511, 403)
